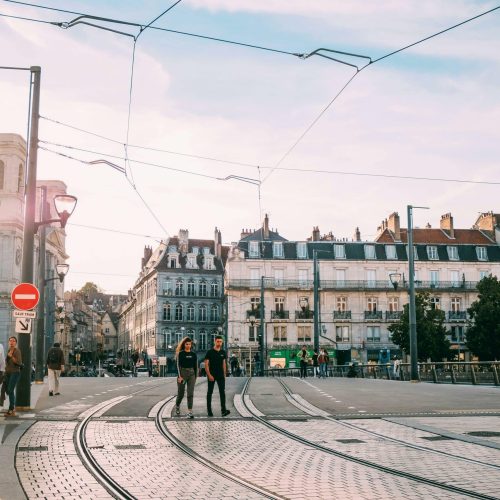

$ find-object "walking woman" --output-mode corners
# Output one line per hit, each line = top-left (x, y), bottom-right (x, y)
(175, 337), (197, 419)
(1, 337), (22, 417)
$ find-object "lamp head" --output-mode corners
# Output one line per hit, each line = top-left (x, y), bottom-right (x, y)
(389, 272), (402, 290)
(54, 195), (77, 228)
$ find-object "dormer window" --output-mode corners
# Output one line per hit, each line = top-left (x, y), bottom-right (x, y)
(249, 241), (259, 258)
(187, 255), (197, 269)
(427, 246), (438, 260)
(297, 242), (307, 259)
(203, 247), (210, 256)
(364, 245), (376, 260)
(447, 246), (459, 260)
(168, 256), (178, 268)
(192, 246), (199, 255)
(204, 255), (215, 270)
(168, 245), (177, 253)
(273, 242), (284, 258)
(406, 245), (418, 261)
(385, 245), (397, 260)
(334, 244), (346, 259)
(476, 246), (488, 261)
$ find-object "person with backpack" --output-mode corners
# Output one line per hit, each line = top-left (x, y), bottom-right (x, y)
(46, 342), (64, 396)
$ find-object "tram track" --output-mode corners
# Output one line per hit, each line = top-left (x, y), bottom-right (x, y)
(243, 377), (499, 500)
(276, 377), (500, 470)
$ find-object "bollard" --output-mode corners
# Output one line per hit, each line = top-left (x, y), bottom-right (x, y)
(470, 365), (477, 385)
(492, 365), (500, 386)
(432, 367), (438, 383)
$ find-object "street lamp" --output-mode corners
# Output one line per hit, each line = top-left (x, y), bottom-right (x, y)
(389, 273), (402, 291)
(249, 314), (256, 376)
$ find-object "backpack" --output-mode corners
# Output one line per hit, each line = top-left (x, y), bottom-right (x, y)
(48, 349), (59, 365)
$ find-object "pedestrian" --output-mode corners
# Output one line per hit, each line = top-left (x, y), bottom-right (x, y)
(229, 353), (239, 376)
(204, 335), (230, 417)
(392, 356), (401, 380)
(175, 336), (197, 419)
(0, 342), (5, 408)
(46, 342), (65, 396)
(318, 348), (329, 378)
(297, 345), (309, 379)
(1, 337), (22, 417)
(312, 350), (319, 377)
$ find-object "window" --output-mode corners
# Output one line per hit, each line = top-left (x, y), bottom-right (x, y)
(367, 326), (380, 342)
(250, 268), (260, 285)
(450, 326), (465, 343)
(175, 304), (183, 321)
(367, 297), (377, 312)
(175, 279), (183, 296)
(249, 241), (259, 258)
(210, 304), (219, 322)
(162, 328), (172, 348)
(447, 246), (459, 260)
(250, 297), (260, 311)
(210, 282), (219, 297)
(273, 242), (284, 258)
(336, 326), (349, 342)
(366, 269), (376, 287)
(388, 297), (399, 312)
(169, 256), (177, 268)
(334, 244), (346, 259)
(168, 245), (177, 253)
(175, 330), (182, 345)
(451, 297), (461, 312)
(430, 270), (439, 285)
(163, 280), (172, 295)
(104, 327), (110, 334)
(204, 256), (214, 270)
(386, 245), (397, 259)
(249, 325), (256, 342)
(187, 280), (195, 296)
(273, 325), (287, 343)
(0, 160), (4, 189)
(427, 246), (438, 260)
(163, 303), (171, 321)
(274, 297), (285, 312)
(273, 269), (284, 286)
(450, 270), (460, 287)
(192, 247), (199, 255)
(187, 255), (197, 269)
(480, 270), (490, 280)
(476, 247), (488, 261)
(203, 247), (210, 255)
(297, 242), (307, 259)
(336, 296), (347, 312)
(406, 245), (419, 261)
(198, 330), (207, 350)
(199, 280), (207, 297)
(18, 163), (24, 192)
(429, 297), (441, 310)
(199, 305), (207, 322)
(336, 269), (346, 287)
(364, 245), (376, 259)
(298, 326), (311, 343)
(298, 269), (309, 287)
(187, 304), (195, 321)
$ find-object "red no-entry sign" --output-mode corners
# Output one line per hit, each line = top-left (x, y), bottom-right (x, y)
(11, 283), (40, 311)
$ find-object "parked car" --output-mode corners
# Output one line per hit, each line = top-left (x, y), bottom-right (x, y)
(136, 367), (149, 377)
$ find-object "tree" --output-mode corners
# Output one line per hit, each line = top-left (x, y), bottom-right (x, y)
(466, 275), (500, 360)
(388, 292), (450, 361)
(77, 282), (102, 303)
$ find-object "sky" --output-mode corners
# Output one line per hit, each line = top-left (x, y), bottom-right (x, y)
(1, 0), (499, 294)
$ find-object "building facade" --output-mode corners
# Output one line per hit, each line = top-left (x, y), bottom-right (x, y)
(118, 228), (228, 369)
(226, 213), (500, 370)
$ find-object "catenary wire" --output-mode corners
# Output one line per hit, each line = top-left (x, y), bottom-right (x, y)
(39, 140), (500, 186)
(0, 11), (55, 24)
(68, 222), (164, 241)
(261, 4), (500, 184)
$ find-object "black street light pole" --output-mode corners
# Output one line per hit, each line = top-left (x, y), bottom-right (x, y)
(313, 250), (319, 352)
(259, 276), (265, 375)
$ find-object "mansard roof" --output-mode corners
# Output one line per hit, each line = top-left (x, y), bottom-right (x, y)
(240, 228), (288, 242)
(375, 227), (494, 245)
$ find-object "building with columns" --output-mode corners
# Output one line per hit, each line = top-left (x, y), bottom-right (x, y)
(225, 212), (500, 370)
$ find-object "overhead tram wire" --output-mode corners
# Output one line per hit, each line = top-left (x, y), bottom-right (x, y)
(260, 4), (500, 184)
(68, 222), (164, 242)
(38, 140), (500, 187)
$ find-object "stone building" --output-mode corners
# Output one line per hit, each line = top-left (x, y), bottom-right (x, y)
(225, 213), (500, 370)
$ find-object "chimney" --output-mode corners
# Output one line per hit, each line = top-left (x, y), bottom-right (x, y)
(263, 214), (270, 239)
(353, 227), (361, 242)
(240, 228), (252, 239)
(178, 229), (189, 254)
(474, 211), (497, 232)
(141, 245), (153, 269)
(214, 227), (222, 258)
(440, 212), (455, 238)
(387, 212), (401, 240)
(312, 226), (320, 242)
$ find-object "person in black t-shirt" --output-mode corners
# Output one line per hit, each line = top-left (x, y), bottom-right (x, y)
(204, 335), (230, 417)
(175, 337), (198, 419)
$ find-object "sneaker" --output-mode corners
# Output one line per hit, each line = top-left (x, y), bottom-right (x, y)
(187, 412), (194, 419)
(207, 410), (213, 417)
(175, 406), (180, 416)
(6, 410), (16, 417)
(221, 409), (231, 417)
(49, 391), (53, 396)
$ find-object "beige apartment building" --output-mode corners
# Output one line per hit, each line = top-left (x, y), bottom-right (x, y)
(226, 213), (500, 371)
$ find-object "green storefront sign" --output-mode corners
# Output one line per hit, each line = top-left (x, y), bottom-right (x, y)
(269, 348), (336, 369)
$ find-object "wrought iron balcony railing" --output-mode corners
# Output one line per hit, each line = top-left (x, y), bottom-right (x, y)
(333, 310), (352, 320)
(364, 310), (383, 320)
(271, 310), (289, 320)
(385, 311), (403, 321)
(448, 311), (467, 321)
(295, 310), (314, 320)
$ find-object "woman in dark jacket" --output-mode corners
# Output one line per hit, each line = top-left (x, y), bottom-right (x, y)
(175, 337), (197, 419)
(2, 337), (22, 417)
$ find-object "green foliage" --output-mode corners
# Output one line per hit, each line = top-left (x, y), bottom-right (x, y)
(466, 275), (500, 360)
(388, 292), (451, 361)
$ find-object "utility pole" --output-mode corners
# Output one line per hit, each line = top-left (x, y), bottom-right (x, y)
(35, 185), (48, 383)
(313, 250), (319, 352)
(17, 66), (41, 409)
(407, 205), (419, 381)
(259, 276), (265, 375)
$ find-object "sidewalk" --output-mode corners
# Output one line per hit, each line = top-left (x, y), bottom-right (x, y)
(0, 380), (46, 500)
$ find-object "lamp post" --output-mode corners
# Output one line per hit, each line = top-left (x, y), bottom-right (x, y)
(249, 314), (256, 376)
(407, 205), (429, 382)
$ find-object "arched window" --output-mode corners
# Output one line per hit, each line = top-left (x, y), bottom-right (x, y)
(18, 163), (24, 193)
(175, 279), (183, 296)
(187, 329), (195, 344)
(163, 303), (171, 321)
(187, 279), (195, 296)
(162, 328), (172, 349)
(210, 282), (219, 297)
(199, 304), (207, 322)
(175, 330), (182, 345)
(187, 304), (195, 321)
(175, 303), (183, 321)
(199, 280), (207, 297)
(210, 304), (219, 322)
(199, 329), (207, 350)
(0, 160), (4, 190)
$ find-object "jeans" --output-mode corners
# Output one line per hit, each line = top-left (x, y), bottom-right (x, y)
(48, 369), (61, 393)
(319, 363), (327, 378)
(176, 368), (196, 409)
(300, 361), (308, 378)
(5, 372), (20, 411)
(207, 376), (226, 412)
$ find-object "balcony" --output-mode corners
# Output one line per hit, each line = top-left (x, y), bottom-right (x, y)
(364, 311), (383, 320)
(271, 310), (289, 320)
(295, 309), (314, 321)
(385, 311), (403, 321)
(246, 309), (261, 319)
(333, 310), (352, 320)
(448, 311), (467, 321)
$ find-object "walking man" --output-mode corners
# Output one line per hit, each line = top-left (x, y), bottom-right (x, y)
(46, 342), (64, 396)
(1, 337), (22, 416)
(204, 335), (230, 417)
